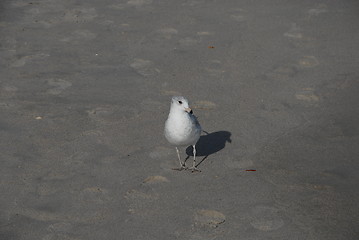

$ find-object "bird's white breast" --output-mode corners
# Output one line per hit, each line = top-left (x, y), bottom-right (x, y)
(164, 111), (201, 146)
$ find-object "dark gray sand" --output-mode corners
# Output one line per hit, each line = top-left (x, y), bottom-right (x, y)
(1, 0), (359, 239)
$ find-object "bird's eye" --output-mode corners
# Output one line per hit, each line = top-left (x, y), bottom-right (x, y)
(178, 101), (182, 104)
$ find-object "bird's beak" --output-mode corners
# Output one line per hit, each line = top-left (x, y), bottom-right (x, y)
(185, 108), (193, 114)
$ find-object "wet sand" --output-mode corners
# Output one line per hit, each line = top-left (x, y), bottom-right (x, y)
(1, 0), (358, 239)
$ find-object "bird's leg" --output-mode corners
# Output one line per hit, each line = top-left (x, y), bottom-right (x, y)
(172, 147), (187, 171)
(190, 145), (201, 172)
(176, 147), (183, 166)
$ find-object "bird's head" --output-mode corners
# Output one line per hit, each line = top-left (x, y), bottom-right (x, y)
(171, 96), (193, 114)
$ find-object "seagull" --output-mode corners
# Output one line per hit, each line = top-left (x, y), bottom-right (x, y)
(164, 96), (202, 172)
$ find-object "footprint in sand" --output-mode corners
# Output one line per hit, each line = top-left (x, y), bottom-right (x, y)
(295, 88), (320, 102)
(197, 31), (214, 36)
(63, 7), (98, 23)
(193, 100), (217, 110)
(194, 209), (226, 227)
(298, 56), (319, 68)
(157, 28), (178, 39)
(130, 58), (160, 76)
(11, 53), (49, 67)
(46, 79), (72, 95)
(307, 4), (328, 17)
(60, 29), (97, 42)
(127, 0), (153, 7)
(284, 23), (303, 39)
(143, 175), (169, 184)
(160, 90), (182, 96)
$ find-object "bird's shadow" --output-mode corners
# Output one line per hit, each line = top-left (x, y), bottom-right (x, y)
(185, 130), (232, 167)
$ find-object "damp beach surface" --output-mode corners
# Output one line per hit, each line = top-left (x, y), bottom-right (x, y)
(1, 1), (358, 239)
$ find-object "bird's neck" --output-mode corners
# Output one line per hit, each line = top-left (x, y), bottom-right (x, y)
(168, 110), (188, 120)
